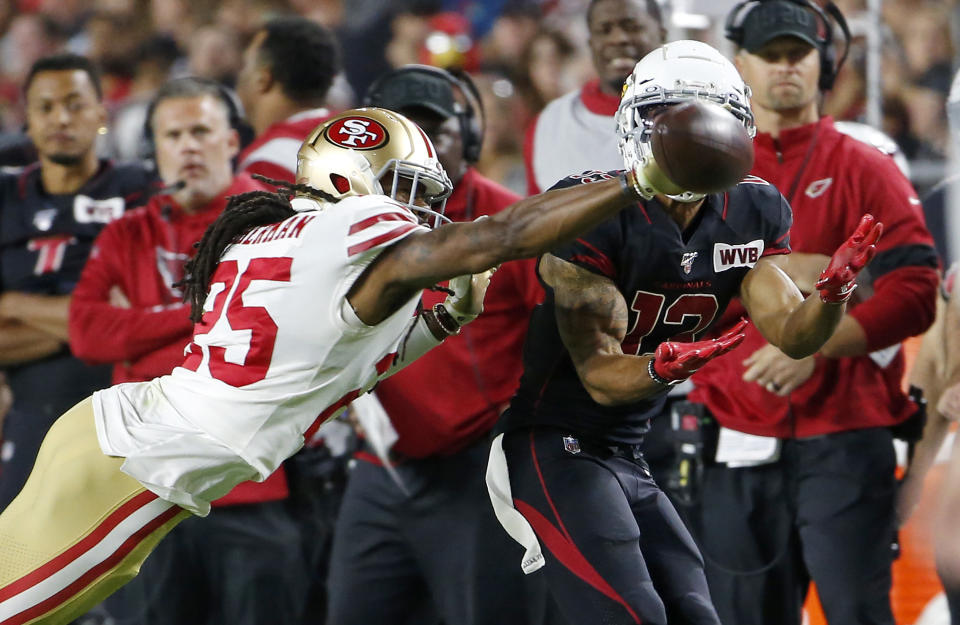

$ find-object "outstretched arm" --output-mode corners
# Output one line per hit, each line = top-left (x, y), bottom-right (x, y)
(740, 214), (881, 358)
(348, 174), (642, 325)
(740, 255), (843, 358)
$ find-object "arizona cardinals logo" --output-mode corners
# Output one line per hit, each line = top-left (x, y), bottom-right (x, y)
(32, 208), (58, 232)
(155, 246), (190, 298)
(805, 177), (833, 198)
(325, 117), (388, 150)
(680, 252), (698, 274)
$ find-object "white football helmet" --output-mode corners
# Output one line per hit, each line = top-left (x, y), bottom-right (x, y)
(296, 107), (453, 227)
(617, 40), (757, 202)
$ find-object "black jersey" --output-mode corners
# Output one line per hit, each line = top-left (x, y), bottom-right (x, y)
(499, 170), (792, 445)
(0, 160), (155, 414)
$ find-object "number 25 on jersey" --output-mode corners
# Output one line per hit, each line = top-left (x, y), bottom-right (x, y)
(181, 257), (292, 386)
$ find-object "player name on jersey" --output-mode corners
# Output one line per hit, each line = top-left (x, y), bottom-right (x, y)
(235, 214), (316, 245)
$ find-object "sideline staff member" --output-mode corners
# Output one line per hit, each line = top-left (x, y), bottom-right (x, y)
(690, 3), (940, 625)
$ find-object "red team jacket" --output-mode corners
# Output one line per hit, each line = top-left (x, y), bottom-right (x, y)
(371, 168), (544, 458)
(237, 109), (332, 183)
(69, 173), (291, 504)
(691, 117), (940, 438)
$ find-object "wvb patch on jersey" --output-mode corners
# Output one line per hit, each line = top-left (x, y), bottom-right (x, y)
(713, 239), (764, 272)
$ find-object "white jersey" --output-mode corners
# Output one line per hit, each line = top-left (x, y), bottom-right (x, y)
(93, 195), (428, 515)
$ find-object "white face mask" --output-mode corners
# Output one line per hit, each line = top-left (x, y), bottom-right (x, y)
(616, 40), (757, 202)
(376, 160), (452, 229)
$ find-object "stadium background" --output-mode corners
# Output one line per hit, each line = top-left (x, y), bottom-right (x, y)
(0, 0), (956, 623)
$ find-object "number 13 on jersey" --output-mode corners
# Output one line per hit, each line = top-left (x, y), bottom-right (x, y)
(622, 291), (719, 355)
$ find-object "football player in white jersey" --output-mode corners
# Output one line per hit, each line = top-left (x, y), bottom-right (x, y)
(0, 107), (665, 624)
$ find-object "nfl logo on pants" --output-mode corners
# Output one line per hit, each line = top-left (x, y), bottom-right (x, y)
(563, 435), (581, 454)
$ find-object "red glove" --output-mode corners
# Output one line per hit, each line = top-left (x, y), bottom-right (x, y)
(814, 214), (883, 303)
(650, 318), (748, 385)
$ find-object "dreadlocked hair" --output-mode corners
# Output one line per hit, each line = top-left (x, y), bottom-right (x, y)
(251, 173), (338, 204)
(178, 176), (341, 322)
(177, 190), (291, 321)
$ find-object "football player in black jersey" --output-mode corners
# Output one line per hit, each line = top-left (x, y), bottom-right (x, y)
(487, 41), (881, 625)
(0, 54), (154, 510)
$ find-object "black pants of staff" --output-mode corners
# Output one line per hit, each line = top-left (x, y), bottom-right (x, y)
(691, 426), (898, 625)
(940, 563), (960, 624)
(327, 436), (558, 625)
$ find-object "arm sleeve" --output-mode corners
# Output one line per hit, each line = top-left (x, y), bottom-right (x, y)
(763, 192), (792, 256)
(377, 309), (443, 380)
(741, 179), (792, 256)
(68, 225), (195, 365)
(846, 155), (940, 351)
(343, 200), (429, 260)
(546, 171), (626, 279)
(849, 265), (939, 351)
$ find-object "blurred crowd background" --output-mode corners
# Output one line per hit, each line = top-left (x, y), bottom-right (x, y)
(0, 1), (958, 624)
(0, 0), (956, 255)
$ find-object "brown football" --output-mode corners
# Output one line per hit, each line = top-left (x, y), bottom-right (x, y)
(649, 101), (754, 194)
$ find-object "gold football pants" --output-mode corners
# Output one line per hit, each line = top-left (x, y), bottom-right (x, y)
(0, 397), (190, 625)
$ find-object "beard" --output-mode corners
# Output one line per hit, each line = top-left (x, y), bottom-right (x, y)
(765, 83), (816, 112)
(46, 152), (85, 166)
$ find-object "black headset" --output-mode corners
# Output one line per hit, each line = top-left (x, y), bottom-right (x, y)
(364, 65), (485, 163)
(724, 0), (851, 91)
(141, 76), (253, 163)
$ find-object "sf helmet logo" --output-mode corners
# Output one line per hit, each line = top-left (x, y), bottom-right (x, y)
(325, 117), (388, 150)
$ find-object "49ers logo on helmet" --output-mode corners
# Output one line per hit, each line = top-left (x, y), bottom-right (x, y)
(324, 117), (389, 150)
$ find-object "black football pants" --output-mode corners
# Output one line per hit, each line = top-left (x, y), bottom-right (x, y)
(502, 426), (720, 625)
(948, 583), (960, 625)
(692, 426), (897, 625)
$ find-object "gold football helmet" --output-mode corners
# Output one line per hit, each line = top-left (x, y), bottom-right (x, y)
(296, 107), (453, 226)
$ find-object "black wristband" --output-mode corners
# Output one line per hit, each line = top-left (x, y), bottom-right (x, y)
(648, 358), (682, 386)
(432, 303), (461, 336)
(420, 309), (449, 341)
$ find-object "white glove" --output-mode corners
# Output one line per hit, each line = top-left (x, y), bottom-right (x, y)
(440, 267), (497, 326)
(620, 135), (682, 200)
(630, 155), (684, 200)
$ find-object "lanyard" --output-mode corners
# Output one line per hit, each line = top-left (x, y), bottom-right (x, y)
(783, 122), (823, 205)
